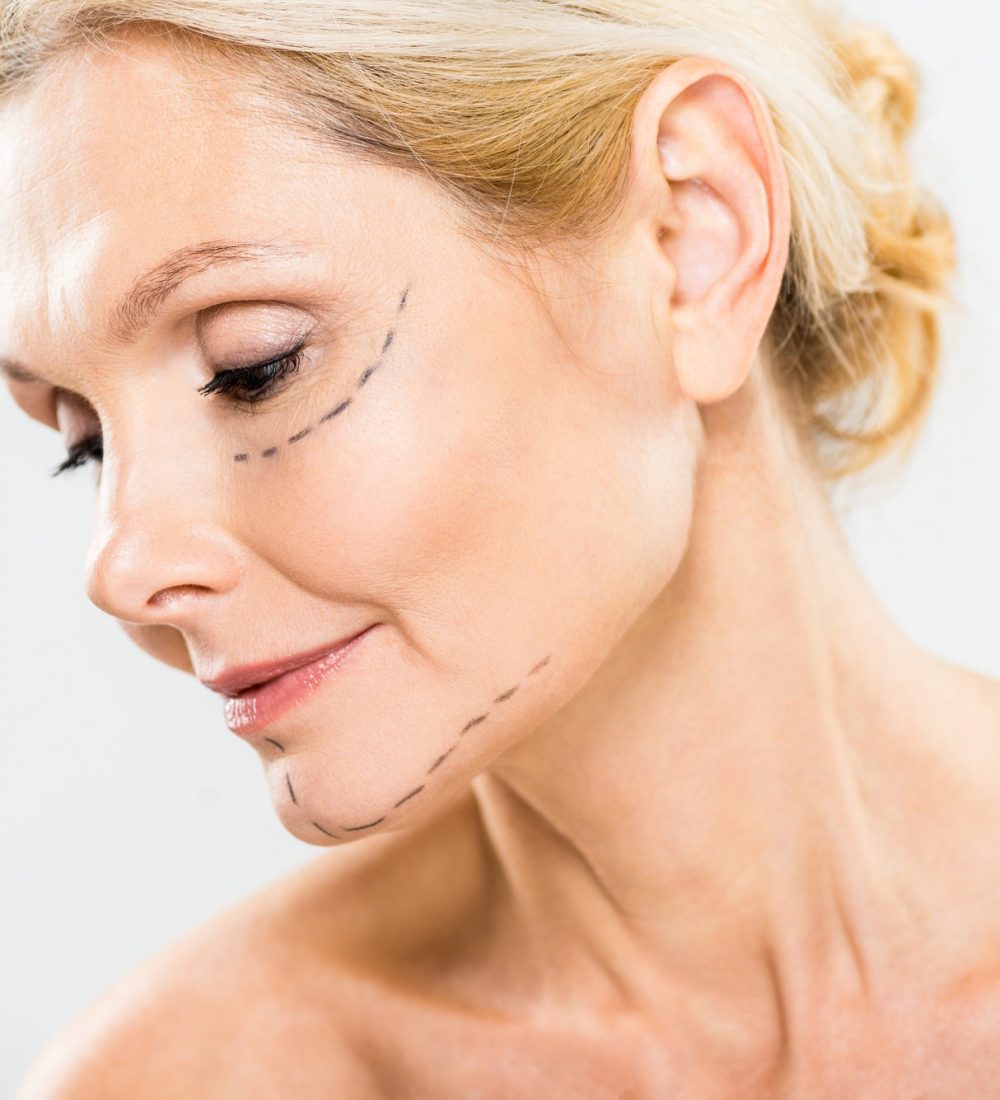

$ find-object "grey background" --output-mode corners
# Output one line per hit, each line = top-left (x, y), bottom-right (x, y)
(3, 0), (998, 1091)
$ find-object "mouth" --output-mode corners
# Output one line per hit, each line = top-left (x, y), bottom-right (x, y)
(205, 624), (378, 737)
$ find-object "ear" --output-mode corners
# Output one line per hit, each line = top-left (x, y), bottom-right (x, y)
(623, 57), (791, 405)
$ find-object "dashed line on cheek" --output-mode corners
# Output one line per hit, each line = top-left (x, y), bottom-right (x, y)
(267, 652), (555, 839)
(393, 785), (425, 808)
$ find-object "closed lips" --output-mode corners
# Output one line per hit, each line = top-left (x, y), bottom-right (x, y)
(204, 625), (375, 696)
(217, 625), (377, 738)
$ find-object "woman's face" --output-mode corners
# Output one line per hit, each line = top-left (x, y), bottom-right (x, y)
(0, 35), (698, 841)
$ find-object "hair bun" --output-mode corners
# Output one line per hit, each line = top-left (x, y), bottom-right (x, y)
(827, 14), (955, 315)
(772, 9), (959, 481)
(833, 20), (919, 146)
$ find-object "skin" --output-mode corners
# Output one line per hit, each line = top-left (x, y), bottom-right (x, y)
(6, 28), (1000, 1099)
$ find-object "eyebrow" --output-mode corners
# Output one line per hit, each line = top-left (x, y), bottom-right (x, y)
(0, 238), (309, 386)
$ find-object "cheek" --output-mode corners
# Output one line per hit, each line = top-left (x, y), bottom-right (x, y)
(254, 318), (688, 675)
(240, 326), (539, 658)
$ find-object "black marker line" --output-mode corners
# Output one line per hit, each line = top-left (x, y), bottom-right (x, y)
(286, 773), (298, 805)
(381, 329), (395, 355)
(261, 446), (278, 458)
(393, 785), (425, 808)
(319, 398), (352, 423)
(357, 360), (380, 388)
(461, 714), (489, 734)
(342, 815), (387, 832)
(427, 747), (456, 774)
(288, 427), (312, 443)
(234, 453), (250, 462)
(306, 652), (547, 835)
(265, 737), (285, 752)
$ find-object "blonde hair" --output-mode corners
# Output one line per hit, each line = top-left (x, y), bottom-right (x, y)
(0, 0), (956, 483)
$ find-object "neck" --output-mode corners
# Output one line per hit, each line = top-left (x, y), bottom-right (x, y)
(472, 368), (979, 1062)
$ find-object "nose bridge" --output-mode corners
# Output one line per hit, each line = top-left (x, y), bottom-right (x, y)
(84, 414), (239, 623)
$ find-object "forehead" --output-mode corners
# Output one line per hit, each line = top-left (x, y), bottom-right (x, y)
(0, 33), (368, 369)
(0, 35), (265, 259)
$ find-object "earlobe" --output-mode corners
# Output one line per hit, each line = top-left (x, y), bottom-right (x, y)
(630, 59), (791, 406)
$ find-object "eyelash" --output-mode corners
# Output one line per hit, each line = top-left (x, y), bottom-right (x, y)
(195, 343), (305, 402)
(50, 344), (306, 478)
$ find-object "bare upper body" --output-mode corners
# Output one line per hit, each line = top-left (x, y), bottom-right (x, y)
(18, 653), (1000, 1100)
(4, 11), (996, 1100)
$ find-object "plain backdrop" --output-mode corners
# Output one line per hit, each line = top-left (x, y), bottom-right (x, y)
(2, 0), (998, 1091)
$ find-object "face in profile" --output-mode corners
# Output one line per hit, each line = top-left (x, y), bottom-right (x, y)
(0, 33), (700, 843)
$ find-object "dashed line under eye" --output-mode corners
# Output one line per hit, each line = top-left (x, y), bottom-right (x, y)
(233, 287), (409, 465)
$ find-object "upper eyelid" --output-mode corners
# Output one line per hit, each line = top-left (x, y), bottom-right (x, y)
(207, 334), (311, 375)
(198, 302), (319, 361)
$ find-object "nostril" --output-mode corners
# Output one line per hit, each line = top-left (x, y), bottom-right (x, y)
(147, 583), (215, 609)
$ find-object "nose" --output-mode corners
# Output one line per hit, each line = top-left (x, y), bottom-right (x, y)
(83, 434), (242, 625)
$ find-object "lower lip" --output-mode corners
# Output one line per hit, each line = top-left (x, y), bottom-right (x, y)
(224, 626), (377, 738)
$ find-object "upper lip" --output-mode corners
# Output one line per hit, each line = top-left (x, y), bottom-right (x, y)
(201, 626), (373, 698)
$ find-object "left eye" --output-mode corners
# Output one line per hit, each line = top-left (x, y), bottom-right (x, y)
(198, 344), (305, 405)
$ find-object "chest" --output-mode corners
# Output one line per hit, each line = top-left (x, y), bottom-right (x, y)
(208, 947), (1000, 1100)
(339, 992), (1000, 1100)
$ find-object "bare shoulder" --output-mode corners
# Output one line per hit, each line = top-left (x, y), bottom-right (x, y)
(15, 790), (489, 1100)
(13, 856), (390, 1099)
(15, 969), (376, 1100)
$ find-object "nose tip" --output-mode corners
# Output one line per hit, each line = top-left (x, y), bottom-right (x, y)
(83, 522), (138, 621)
(84, 513), (238, 626)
